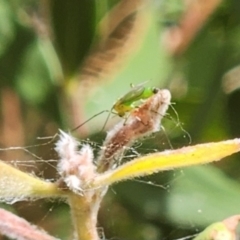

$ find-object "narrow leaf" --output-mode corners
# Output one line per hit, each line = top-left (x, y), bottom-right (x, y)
(92, 139), (240, 188)
(0, 160), (64, 203)
(79, 0), (152, 84)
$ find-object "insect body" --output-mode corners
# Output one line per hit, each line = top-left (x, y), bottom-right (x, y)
(72, 82), (159, 132)
(101, 83), (159, 130)
(113, 83), (159, 117)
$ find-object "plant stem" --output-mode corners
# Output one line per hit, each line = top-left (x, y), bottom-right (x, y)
(68, 193), (100, 240)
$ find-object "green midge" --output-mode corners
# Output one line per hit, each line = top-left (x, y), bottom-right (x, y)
(113, 83), (159, 117)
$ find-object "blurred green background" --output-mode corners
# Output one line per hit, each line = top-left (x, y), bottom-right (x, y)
(1, 0), (240, 239)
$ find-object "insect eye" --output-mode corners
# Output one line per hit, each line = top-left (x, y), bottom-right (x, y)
(152, 88), (159, 94)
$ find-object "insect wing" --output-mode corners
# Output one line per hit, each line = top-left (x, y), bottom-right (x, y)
(119, 85), (145, 104)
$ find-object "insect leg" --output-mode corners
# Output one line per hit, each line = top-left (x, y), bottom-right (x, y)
(71, 110), (109, 132)
(101, 107), (114, 132)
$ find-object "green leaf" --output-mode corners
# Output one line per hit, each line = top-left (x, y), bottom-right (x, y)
(167, 165), (240, 226)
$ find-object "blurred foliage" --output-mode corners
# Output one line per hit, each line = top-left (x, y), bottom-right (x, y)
(1, 0), (240, 239)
